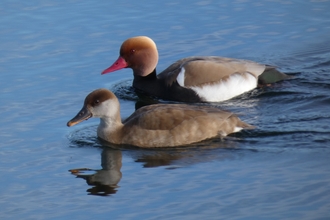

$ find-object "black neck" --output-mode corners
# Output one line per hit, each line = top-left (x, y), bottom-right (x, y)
(133, 69), (163, 97)
(132, 68), (202, 102)
(134, 69), (157, 82)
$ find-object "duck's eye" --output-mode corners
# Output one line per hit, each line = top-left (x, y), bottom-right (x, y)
(130, 49), (136, 54)
(94, 99), (100, 105)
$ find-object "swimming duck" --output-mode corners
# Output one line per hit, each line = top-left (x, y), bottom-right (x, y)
(101, 36), (289, 102)
(67, 88), (254, 148)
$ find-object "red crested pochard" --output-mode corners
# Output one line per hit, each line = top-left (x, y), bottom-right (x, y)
(67, 88), (254, 148)
(101, 36), (289, 102)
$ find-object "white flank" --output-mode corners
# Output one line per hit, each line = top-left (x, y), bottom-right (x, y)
(233, 126), (243, 133)
(189, 73), (257, 102)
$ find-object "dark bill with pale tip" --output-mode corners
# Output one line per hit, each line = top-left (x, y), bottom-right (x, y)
(67, 106), (92, 127)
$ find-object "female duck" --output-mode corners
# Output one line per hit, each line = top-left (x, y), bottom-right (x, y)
(67, 89), (254, 148)
(101, 36), (289, 102)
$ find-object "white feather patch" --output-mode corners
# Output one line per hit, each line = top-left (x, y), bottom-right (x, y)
(189, 73), (257, 102)
(176, 67), (185, 87)
(233, 127), (243, 133)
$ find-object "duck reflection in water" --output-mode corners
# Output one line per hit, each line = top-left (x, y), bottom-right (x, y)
(69, 148), (122, 196)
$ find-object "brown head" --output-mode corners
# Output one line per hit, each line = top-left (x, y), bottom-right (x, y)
(101, 36), (159, 77)
(67, 88), (120, 127)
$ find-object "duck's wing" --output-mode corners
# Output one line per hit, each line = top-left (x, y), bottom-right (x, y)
(123, 104), (233, 131)
(158, 56), (266, 87)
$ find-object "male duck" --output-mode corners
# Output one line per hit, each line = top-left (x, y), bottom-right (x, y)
(101, 36), (289, 102)
(67, 89), (254, 148)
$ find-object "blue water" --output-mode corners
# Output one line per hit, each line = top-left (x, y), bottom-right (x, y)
(1, 0), (330, 219)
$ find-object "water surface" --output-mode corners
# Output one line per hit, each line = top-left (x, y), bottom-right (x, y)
(1, 0), (330, 219)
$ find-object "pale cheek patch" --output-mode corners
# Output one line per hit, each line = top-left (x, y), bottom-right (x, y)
(93, 99), (119, 118)
(189, 73), (257, 102)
